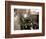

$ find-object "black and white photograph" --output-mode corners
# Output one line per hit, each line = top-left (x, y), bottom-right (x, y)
(14, 9), (39, 30)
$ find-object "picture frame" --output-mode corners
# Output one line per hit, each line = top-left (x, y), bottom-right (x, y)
(5, 1), (45, 38)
